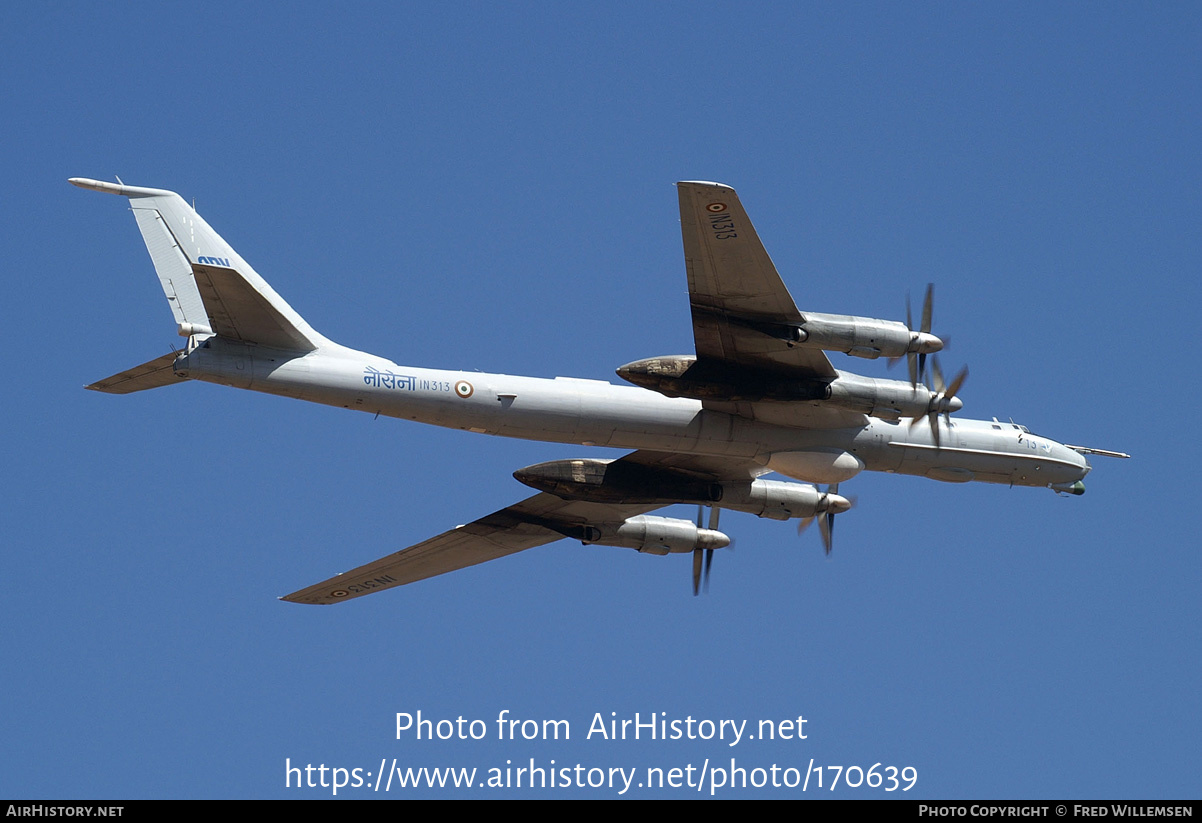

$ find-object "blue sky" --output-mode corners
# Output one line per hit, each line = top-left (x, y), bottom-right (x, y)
(2, 2), (1198, 798)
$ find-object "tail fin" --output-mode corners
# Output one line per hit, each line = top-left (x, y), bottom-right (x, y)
(70, 178), (327, 352)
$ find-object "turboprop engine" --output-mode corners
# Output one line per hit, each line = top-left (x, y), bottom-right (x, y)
(584, 515), (730, 556)
(825, 371), (962, 421)
(769, 311), (942, 361)
(716, 284), (947, 388)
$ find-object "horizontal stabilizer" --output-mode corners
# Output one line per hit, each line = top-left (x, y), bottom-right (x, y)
(86, 352), (185, 394)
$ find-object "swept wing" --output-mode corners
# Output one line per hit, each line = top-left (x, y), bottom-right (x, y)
(281, 493), (660, 604)
(669, 181), (866, 429)
(284, 451), (764, 604)
(677, 180), (836, 379)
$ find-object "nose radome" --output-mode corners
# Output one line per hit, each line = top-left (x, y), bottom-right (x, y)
(1078, 451), (1092, 478)
(1060, 445), (1091, 479)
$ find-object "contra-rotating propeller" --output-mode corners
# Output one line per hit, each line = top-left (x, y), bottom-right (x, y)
(692, 505), (724, 595)
(796, 484), (854, 556)
(908, 355), (968, 448)
(889, 283), (944, 388)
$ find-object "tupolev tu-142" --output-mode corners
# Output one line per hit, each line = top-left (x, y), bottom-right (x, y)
(71, 177), (1128, 603)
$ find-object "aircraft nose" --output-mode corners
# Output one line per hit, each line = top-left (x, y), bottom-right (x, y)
(1077, 451), (1092, 478)
(1062, 445), (1091, 479)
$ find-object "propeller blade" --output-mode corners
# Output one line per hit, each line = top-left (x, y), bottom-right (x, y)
(799, 483), (845, 555)
(900, 289), (932, 387)
(900, 288), (965, 427)
(918, 284), (936, 382)
(692, 502), (712, 595)
(696, 506), (719, 593)
(921, 283), (933, 334)
(945, 365), (968, 401)
(901, 292), (918, 386)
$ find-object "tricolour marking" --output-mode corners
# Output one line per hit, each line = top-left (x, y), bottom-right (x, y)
(455, 380), (474, 398)
(706, 202), (727, 213)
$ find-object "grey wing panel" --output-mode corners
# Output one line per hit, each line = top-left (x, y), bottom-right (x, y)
(282, 492), (662, 605)
(677, 181), (836, 378)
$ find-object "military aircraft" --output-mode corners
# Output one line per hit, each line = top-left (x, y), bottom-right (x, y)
(70, 177), (1128, 603)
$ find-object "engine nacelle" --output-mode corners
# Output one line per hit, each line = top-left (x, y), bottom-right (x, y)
(586, 515), (730, 556)
(795, 312), (942, 360)
(826, 372), (929, 419)
(825, 372), (961, 420)
(720, 479), (826, 520)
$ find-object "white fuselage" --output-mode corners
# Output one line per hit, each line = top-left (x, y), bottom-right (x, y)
(176, 337), (1090, 489)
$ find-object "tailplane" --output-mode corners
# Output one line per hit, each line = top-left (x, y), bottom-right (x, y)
(86, 352), (184, 395)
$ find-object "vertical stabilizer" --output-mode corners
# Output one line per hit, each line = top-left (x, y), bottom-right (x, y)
(70, 178), (328, 352)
